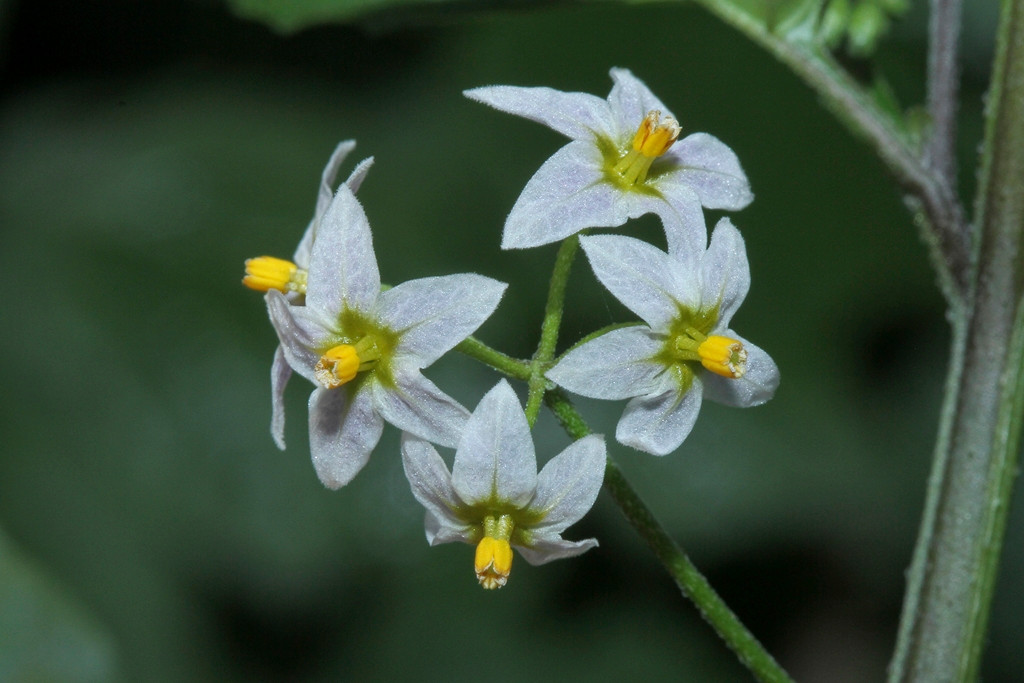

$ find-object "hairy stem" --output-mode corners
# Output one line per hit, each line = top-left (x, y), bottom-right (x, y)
(889, 0), (1024, 678)
(524, 236), (580, 426)
(691, 0), (970, 301)
(925, 0), (962, 187)
(545, 389), (794, 683)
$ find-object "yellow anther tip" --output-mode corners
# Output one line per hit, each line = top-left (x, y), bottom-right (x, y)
(698, 336), (748, 379)
(242, 256), (306, 294)
(631, 110), (681, 158)
(475, 537), (513, 590)
(315, 345), (361, 388)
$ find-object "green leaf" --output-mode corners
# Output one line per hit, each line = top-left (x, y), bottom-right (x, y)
(226, 0), (472, 32)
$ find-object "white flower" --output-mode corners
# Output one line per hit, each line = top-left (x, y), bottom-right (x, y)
(546, 219), (779, 456)
(243, 141), (374, 449)
(402, 380), (606, 589)
(465, 68), (752, 252)
(267, 182), (507, 489)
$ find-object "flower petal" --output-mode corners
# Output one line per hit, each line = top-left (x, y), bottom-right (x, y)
(529, 435), (606, 534)
(607, 67), (672, 134)
(373, 368), (469, 449)
(515, 536), (599, 566)
(451, 380), (536, 507)
(547, 327), (665, 400)
(501, 142), (620, 249)
(293, 140), (358, 267)
(379, 274), (507, 366)
(701, 218), (750, 327)
(343, 156), (374, 196)
(424, 510), (475, 546)
(464, 85), (616, 140)
(305, 184), (381, 319)
(308, 385), (383, 489)
(580, 234), (696, 331)
(265, 291), (328, 384)
(627, 185), (707, 256)
(401, 434), (471, 544)
(270, 345), (291, 450)
(616, 381), (704, 456)
(661, 132), (753, 210)
(701, 334), (780, 407)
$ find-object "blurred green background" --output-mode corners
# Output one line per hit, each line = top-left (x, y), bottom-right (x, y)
(0, 0), (1019, 681)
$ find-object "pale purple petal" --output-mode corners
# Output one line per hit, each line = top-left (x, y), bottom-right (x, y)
(424, 511), (475, 546)
(607, 67), (672, 134)
(515, 537), (599, 566)
(701, 334), (779, 407)
(315, 141), (357, 219)
(529, 435), (605, 534)
(342, 156), (374, 195)
(308, 385), (383, 489)
(660, 132), (753, 210)
(265, 291), (328, 384)
(628, 185), (707, 257)
(547, 327), (665, 400)
(501, 142), (619, 249)
(379, 274), (507, 366)
(401, 434), (470, 542)
(451, 380), (536, 507)
(464, 85), (616, 140)
(294, 140), (358, 266)
(305, 184), (380, 319)
(580, 234), (695, 330)
(373, 369), (469, 449)
(270, 345), (291, 450)
(701, 218), (750, 327)
(616, 382), (704, 456)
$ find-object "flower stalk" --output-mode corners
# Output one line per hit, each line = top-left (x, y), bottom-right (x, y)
(544, 389), (794, 683)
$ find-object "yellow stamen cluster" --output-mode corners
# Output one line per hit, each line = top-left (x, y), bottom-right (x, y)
(697, 335), (748, 379)
(673, 328), (747, 379)
(242, 256), (307, 294)
(314, 338), (381, 389)
(475, 537), (514, 590)
(612, 110), (681, 186)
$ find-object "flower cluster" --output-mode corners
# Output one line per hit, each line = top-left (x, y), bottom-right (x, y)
(243, 68), (778, 588)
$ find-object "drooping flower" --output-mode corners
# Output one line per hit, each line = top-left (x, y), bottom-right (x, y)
(465, 68), (752, 253)
(267, 182), (507, 489)
(243, 141), (374, 449)
(546, 219), (779, 456)
(402, 379), (605, 589)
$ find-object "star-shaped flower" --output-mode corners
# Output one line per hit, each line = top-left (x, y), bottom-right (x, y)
(546, 219), (779, 456)
(243, 141), (374, 449)
(267, 182), (507, 489)
(465, 67), (753, 252)
(402, 379), (606, 589)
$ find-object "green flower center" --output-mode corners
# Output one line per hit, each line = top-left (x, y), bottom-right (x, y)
(599, 110), (681, 190)
(314, 308), (400, 389)
(654, 304), (745, 388)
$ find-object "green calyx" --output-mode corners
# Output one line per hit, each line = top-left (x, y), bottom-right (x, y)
(326, 307), (401, 389)
(653, 303), (721, 391)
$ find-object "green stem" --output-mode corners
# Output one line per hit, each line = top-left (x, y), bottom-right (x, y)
(889, 0), (1024, 678)
(455, 336), (532, 381)
(691, 0), (970, 302)
(524, 236), (580, 426)
(544, 389), (794, 683)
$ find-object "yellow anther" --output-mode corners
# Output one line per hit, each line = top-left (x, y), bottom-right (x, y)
(631, 110), (681, 158)
(475, 536), (514, 590)
(697, 335), (748, 379)
(314, 338), (380, 389)
(242, 256), (307, 294)
(612, 110), (681, 186)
